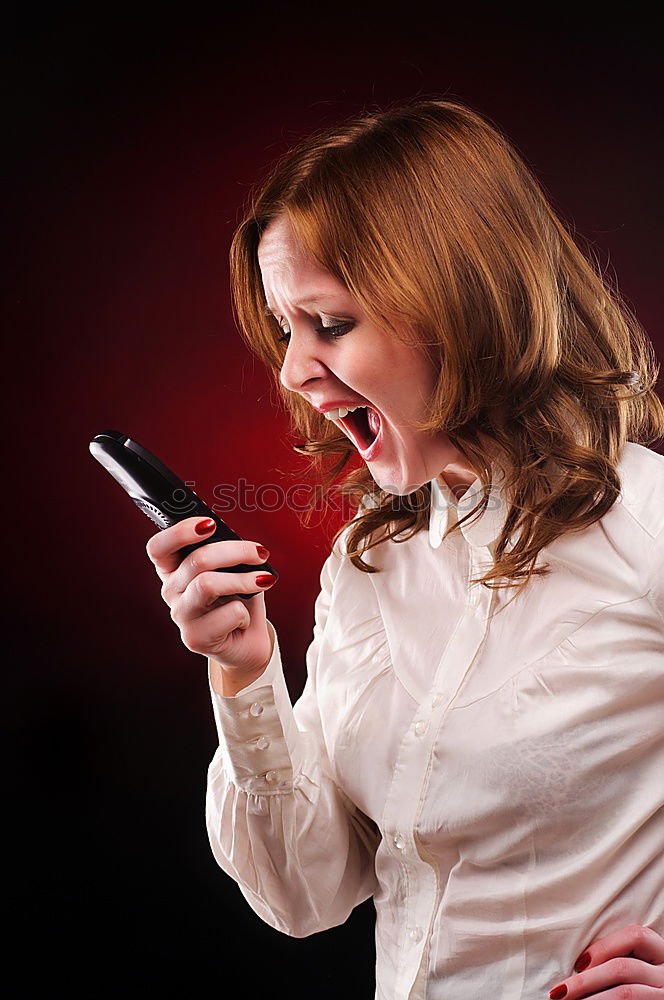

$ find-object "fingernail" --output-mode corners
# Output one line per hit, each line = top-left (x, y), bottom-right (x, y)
(255, 574), (276, 588)
(574, 951), (591, 972)
(550, 986), (567, 1000)
(194, 518), (216, 535)
(256, 546), (270, 561)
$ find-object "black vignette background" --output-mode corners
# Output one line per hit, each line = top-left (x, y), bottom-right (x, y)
(5, 6), (662, 998)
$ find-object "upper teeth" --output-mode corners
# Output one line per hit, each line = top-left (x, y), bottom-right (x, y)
(323, 405), (366, 421)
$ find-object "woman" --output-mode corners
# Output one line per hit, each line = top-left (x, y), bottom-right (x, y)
(146, 100), (664, 998)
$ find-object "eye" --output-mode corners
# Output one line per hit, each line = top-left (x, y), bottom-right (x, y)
(277, 322), (354, 344)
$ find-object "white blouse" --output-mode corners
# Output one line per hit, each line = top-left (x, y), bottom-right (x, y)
(205, 441), (664, 1000)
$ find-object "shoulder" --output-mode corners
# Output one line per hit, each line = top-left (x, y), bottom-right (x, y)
(615, 441), (664, 540)
(330, 492), (381, 559)
(609, 442), (664, 614)
(532, 442), (664, 606)
(617, 442), (664, 622)
(323, 494), (393, 608)
(322, 498), (372, 590)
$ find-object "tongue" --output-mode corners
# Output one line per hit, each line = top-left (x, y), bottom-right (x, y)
(367, 407), (381, 439)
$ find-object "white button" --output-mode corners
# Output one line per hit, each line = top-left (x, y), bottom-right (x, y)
(393, 833), (406, 850)
(432, 693), (444, 708)
(414, 719), (428, 737)
(265, 770), (279, 783)
(409, 926), (423, 943)
(249, 702), (264, 717)
(255, 736), (270, 750)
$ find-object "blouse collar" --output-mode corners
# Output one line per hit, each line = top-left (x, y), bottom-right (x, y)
(428, 462), (509, 550)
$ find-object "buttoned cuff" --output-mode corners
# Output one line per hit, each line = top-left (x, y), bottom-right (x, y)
(207, 619), (304, 794)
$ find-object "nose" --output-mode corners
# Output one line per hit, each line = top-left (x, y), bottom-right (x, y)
(279, 332), (327, 394)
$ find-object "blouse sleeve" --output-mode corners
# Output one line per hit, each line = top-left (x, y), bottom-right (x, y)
(205, 537), (380, 937)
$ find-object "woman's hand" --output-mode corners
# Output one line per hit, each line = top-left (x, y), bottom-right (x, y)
(146, 516), (277, 678)
(548, 924), (664, 998)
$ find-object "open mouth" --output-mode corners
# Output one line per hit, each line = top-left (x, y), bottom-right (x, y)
(339, 406), (381, 453)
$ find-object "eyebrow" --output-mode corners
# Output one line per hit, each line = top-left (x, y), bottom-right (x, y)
(263, 296), (338, 317)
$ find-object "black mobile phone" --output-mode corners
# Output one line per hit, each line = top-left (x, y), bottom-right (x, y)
(88, 430), (278, 600)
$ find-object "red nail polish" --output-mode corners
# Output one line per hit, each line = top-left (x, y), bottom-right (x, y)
(255, 574), (276, 587)
(194, 518), (216, 535)
(574, 951), (591, 972)
(549, 986), (567, 1000)
(256, 546), (270, 561)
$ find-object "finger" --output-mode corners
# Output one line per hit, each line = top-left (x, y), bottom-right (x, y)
(561, 988), (664, 999)
(550, 956), (664, 999)
(573, 925), (664, 973)
(179, 599), (252, 657)
(165, 539), (269, 601)
(173, 569), (274, 623)
(146, 516), (219, 575)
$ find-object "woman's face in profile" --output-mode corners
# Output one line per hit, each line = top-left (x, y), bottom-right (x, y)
(258, 214), (469, 496)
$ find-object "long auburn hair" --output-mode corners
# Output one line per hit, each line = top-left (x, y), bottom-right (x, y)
(229, 98), (664, 611)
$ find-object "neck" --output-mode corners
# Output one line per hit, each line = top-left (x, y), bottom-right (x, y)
(437, 429), (505, 498)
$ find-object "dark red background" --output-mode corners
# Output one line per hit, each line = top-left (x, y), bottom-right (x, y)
(6, 8), (662, 996)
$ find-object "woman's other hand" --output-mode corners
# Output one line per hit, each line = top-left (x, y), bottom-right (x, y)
(548, 924), (664, 998)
